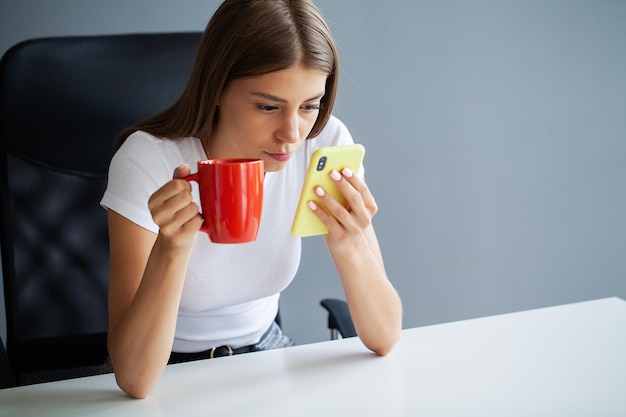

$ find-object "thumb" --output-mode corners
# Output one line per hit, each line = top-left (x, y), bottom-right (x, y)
(173, 164), (191, 179)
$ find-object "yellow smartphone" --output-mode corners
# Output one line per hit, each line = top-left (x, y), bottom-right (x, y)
(291, 144), (366, 237)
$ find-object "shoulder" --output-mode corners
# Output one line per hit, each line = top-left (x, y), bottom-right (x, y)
(108, 132), (203, 188)
(114, 131), (167, 162)
(118, 131), (190, 154)
(114, 131), (203, 166)
(310, 115), (355, 149)
(317, 115), (352, 143)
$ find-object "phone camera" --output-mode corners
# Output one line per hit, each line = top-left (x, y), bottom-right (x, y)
(316, 156), (327, 171)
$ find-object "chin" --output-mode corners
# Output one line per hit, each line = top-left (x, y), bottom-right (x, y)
(263, 161), (288, 172)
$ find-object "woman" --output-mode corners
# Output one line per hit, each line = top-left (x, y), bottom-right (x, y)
(102, 0), (402, 399)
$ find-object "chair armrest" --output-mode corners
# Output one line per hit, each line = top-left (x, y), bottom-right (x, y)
(0, 337), (15, 388)
(320, 298), (357, 339)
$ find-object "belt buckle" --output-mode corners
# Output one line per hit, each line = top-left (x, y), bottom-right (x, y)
(209, 345), (233, 359)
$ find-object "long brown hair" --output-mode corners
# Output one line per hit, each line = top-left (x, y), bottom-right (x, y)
(116, 0), (339, 151)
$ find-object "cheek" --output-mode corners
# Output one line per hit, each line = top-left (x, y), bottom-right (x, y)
(223, 107), (256, 135)
(300, 114), (319, 136)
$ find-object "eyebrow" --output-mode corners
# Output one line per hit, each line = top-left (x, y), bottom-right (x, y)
(251, 91), (325, 103)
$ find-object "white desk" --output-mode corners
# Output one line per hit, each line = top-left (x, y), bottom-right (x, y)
(1, 297), (625, 417)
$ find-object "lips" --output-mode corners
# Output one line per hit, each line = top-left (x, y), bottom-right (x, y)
(266, 152), (293, 162)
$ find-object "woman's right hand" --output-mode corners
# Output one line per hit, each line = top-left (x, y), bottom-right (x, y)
(148, 164), (203, 248)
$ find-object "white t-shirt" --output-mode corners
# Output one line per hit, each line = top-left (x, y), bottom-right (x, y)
(101, 115), (355, 352)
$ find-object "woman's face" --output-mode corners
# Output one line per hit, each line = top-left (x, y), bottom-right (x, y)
(212, 65), (328, 172)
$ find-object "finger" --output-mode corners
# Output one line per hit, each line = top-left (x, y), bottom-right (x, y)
(149, 181), (194, 226)
(353, 177), (378, 217)
(323, 171), (376, 230)
(307, 199), (344, 233)
(159, 201), (201, 235)
(336, 168), (377, 217)
(173, 164), (191, 179)
(149, 179), (192, 209)
(312, 185), (359, 232)
(329, 169), (367, 217)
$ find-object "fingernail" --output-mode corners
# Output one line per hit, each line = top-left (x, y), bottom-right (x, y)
(315, 186), (325, 197)
(330, 170), (341, 181)
(307, 201), (317, 210)
(342, 167), (354, 178)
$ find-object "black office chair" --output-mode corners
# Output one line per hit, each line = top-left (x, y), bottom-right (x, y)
(320, 298), (357, 339)
(0, 338), (14, 388)
(0, 33), (202, 387)
(0, 32), (355, 388)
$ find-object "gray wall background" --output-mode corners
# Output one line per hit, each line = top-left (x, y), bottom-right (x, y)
(1, 0), (624, 346)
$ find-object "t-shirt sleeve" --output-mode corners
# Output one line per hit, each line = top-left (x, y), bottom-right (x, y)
(100, 132), (171, 233)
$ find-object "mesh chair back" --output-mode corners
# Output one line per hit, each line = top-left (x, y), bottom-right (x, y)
(0, 33), (200, 385)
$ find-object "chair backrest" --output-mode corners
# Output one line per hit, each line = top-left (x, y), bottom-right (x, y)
(0, 32), (201, 386)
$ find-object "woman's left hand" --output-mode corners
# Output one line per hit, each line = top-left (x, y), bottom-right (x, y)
(307, 167), (378, 250)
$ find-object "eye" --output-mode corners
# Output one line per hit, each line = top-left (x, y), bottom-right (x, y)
(302, 103), (321, 112)
(256, 104), (279, 112)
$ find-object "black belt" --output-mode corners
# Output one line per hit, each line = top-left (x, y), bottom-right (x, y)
(169, 344), (257, 364)
(168, 319), (278, 365)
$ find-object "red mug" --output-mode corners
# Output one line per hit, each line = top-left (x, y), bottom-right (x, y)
(184, 159), (264, 243)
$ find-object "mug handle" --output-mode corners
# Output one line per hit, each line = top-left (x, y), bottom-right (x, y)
(183, 173), (199, 183)
(183, 173), (208, 232)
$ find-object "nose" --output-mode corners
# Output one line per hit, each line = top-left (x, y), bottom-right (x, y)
(276, 111), (300, 143)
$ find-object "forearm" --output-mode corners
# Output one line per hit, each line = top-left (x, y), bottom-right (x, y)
(328, 232), (402, 356)
(108, 237), (191, 398)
